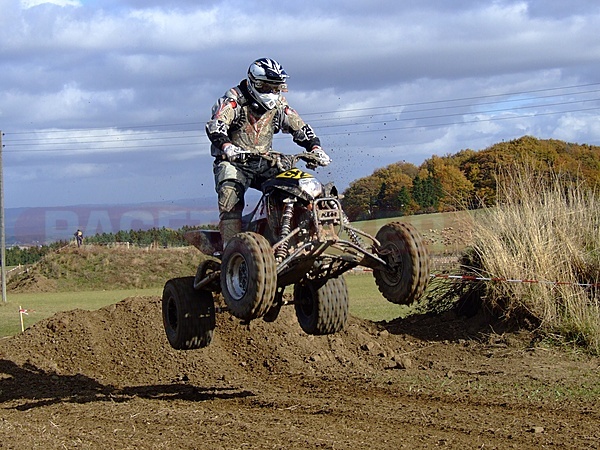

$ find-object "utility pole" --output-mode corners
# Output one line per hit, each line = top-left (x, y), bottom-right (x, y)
(0, 131), (6, 303)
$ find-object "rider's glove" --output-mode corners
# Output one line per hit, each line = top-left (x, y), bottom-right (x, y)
(309, 146), (332, 167)
(222, 143), (247, 162)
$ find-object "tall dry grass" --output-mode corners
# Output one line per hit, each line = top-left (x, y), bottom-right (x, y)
(466, 164), (600, 353)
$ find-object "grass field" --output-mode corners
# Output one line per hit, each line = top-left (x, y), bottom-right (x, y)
(0, 288), (162, 338)
(0, 211), (457, 339)
(0, 273), (407, 338)
(352, 210), (473, 253)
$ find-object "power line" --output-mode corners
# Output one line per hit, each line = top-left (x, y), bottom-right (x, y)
(3, 105), (599, 153)
(301, 81), (600, 116)
(5, 104), (599, 154)
(308, 87), (600, 123)
(3, 121), (202, 136)
(2, 82), (600, 153)
(315, 106), (600, 137)
(4, 141), (201, 153)
(313, 98), (600, 131)
(5, 129), (201, 143)
(6, 132), (204, 147)
(6, 81), (600, 137)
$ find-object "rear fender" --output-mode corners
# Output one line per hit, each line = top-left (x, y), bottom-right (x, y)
(184, 230), (222, 255)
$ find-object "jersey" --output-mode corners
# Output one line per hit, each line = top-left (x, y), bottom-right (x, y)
(205, 79), (320, 158)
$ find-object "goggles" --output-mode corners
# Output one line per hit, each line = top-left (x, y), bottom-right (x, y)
(254, 81), (288, 94)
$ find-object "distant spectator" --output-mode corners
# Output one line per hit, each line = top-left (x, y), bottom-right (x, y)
(74, 229), (83, 247)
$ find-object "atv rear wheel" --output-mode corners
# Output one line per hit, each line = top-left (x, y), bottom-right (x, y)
(294, 276), (349, 335)
(162, 277), (216, 349)
(220, 232), (277, 321)
(373, 222), (429, 305)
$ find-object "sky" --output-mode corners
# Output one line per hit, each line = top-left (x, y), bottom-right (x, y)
(2, 0), (600, 210)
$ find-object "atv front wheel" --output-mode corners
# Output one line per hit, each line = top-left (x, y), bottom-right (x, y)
(162, 277), (216, 349)
(220, 232), (277, 321)
(373, 222), (429, 305)
(294, 276), (349, 335)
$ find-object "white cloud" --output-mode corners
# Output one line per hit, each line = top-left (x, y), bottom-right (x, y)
(553, 112), (600, 143)
(2, 0), (600, 209)
(57, 163), (108, 178)
(21, 0), (80, 8)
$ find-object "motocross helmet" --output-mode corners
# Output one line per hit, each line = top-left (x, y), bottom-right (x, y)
(247, 58), (289, 111)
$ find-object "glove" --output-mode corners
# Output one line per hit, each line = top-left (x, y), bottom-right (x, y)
(222, 143), (247, 162)
(310, 146), (332, 167)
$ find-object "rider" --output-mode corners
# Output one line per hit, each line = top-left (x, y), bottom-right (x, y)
(206, 57), (332, 247)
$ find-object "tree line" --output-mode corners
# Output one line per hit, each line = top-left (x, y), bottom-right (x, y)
(82, 224), (217, 247)
(341, 136), (600, 221)
(8, 136), (598, 264)
(5, 225), (216, 266)
(5, 241), (67, 266)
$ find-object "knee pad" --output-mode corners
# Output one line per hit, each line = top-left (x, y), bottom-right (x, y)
(218, 181), (244, 217)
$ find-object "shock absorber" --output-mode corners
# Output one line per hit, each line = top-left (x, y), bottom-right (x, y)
(342, 211), (364, 246)
(275, 199), (294, 261)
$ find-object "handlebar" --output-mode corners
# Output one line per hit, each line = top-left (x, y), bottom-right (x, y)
(227, 150), (323, 170)
(266, 151), (322, 171)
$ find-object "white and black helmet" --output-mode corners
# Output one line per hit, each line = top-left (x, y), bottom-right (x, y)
(247, 58), (289, 110)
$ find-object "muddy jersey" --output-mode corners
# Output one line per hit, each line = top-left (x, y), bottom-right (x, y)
(206, 79), (320, 157)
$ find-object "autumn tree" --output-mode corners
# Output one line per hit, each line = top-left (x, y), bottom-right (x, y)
(424, 155), (474, 210)
(341, 177), (381, 221)
(341, 136), (600, 221)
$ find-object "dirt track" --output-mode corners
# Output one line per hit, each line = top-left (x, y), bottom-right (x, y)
(1, 295), (599, 449)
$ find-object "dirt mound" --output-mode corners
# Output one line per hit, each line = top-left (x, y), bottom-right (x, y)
(7, 273), (58, 293)
(1, 296), (405, 388)
(1, 296), (599, 449)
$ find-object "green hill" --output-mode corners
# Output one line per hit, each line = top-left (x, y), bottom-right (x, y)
(8, 245), (201, 293)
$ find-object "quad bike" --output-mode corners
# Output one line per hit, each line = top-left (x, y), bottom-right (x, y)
(162, 151), (430, 350)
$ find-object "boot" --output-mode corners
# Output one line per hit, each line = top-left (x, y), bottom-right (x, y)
(219, 218), (242, 250)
